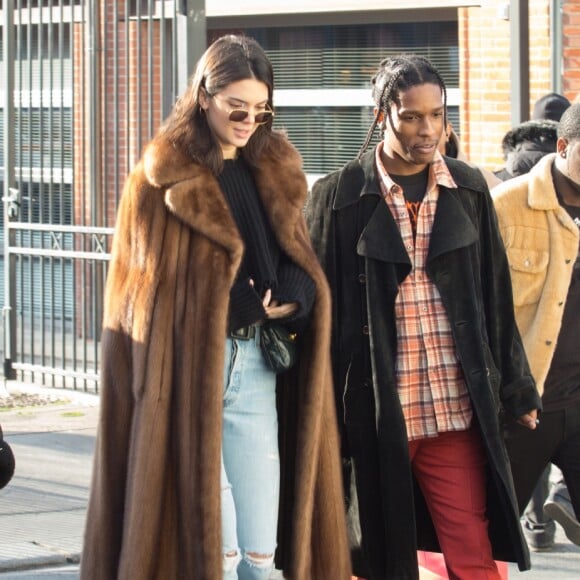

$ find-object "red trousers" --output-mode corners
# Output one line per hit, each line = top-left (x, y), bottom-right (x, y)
(408, 426), (502, 580)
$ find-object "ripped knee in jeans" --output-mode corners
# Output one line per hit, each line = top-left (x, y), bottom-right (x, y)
(244, 551), (274, 570)
(223, 550), (241, 572)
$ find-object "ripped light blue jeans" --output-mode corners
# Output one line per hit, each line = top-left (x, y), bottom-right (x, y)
(222, 328), (280, 580)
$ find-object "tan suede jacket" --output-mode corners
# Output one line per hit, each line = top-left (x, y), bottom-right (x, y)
(492, 153), (579, 395)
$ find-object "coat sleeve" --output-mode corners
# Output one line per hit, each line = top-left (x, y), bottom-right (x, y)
(305, 174), (350, 442)
(305, 173), (340, 341)
(305, 174), (339, 279)
(478, 188), (542, 418)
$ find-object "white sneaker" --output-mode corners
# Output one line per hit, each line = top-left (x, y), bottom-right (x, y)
(544, 495), (580, 546)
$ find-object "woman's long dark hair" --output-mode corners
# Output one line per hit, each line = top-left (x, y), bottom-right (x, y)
(358, 54), (448, 159)
(158, 35), (275, 174)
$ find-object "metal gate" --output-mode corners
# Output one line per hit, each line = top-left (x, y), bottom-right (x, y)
(1, 0), (205, 392)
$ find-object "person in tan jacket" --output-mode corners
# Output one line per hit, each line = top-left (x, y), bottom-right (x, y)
(493, 103), (580, 549)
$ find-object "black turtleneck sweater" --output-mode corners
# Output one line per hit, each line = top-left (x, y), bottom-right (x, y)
(217, 157), (316, 333)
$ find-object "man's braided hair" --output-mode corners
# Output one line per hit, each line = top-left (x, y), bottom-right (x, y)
(358, 54), (448, 159)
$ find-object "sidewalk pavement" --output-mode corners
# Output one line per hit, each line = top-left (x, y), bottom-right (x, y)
(0, 381), (99, 575)
(1, 381), (580, 578)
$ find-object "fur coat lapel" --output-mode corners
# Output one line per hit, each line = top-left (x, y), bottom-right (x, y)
(142, 135), (307, 261)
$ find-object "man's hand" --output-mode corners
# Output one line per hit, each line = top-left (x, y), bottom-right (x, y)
(517, 409), (540, 430)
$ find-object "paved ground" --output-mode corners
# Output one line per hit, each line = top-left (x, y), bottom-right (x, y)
(0, 382), (98, 578)
(0, 381), (579, 579)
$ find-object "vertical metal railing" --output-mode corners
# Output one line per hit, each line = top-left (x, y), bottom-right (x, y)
(2, 0), (17, 381)
(1, 0), (204, 392)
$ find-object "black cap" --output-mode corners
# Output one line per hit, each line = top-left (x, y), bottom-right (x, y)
(532, 93), (571, 121)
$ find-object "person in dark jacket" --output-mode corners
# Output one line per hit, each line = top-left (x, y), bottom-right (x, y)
(532, 92), (571, 122)
(306, 53), (541, 580)
(0, 424), (15, 490)
(492, 93), (577, 552)
(494, 119), (559, 181)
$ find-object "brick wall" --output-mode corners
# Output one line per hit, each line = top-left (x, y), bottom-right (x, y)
(103, 0), (164, 228)
(72, 20), (89, 228)
(71, 0), (165, 337)
(563, 1), (580, 98)
(459, 0), (553, 172)
(74, 1), (580, 199)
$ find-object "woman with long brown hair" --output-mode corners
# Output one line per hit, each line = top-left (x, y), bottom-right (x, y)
(80, 35), (350, 580)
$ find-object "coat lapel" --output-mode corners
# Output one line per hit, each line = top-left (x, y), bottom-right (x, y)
(528, 154), (579, 237)
(253, 150), (307, 253)
(164, 177), (243, 260)
(334, 151), (411, 266)
(428, 187), (479, 262)
(143, 138), (243, 259)
(357, 200), (411, 266)
(340, 150), (478, 267)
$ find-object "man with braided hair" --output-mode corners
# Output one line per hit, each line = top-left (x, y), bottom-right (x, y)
(306, 54), (541, 579)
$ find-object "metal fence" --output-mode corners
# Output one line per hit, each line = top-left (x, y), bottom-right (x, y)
(1, 0), (204, 392)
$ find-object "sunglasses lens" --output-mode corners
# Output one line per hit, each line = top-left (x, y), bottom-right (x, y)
(229, 110), (249, 122)
(254, 111), (273, 124)
(228, 109), (273, 124)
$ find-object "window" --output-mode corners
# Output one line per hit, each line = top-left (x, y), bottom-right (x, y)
(209, 22), (459, 176)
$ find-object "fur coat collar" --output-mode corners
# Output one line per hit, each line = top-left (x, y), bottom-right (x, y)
(143, 136), (307, 261)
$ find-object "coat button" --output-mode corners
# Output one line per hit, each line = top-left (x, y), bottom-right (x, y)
(558, 301), (564, 306)
(524, 258), (531, 267)
(545, 340), (553, 346)
(566, 259), (571, 264)
(362, 325), (369, 335)
(358, 273), (367, 284)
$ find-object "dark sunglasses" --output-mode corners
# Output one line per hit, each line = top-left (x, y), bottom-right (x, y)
(210, 93), (274, 125)
(226, 105), (274, 125)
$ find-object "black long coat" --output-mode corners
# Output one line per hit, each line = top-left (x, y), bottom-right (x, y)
(306, 150), (542, 580)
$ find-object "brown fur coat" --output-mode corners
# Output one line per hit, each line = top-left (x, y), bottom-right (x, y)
(80, 133), (351, 579)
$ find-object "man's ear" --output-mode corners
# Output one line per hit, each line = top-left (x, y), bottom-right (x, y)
(445, 122), (452, 139)
(374, 108), (386, 131)
(557, 137), (568, 157)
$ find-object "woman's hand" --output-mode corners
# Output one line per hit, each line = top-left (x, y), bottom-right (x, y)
(261, 288), (299, 320)
(517, 409), (540, 430)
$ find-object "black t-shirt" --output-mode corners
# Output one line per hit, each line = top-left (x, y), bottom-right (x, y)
(542, 201), (580, 412)
(390, 166), (429, 239)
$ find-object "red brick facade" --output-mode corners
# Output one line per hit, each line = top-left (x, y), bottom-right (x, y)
(564, 1), (580, 98)
(74, 1), (580, 206)
(460, 0), (578, 171)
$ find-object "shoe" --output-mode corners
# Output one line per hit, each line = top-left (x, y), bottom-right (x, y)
(544, 494), (580, 546)
(522, 518), (555, 551)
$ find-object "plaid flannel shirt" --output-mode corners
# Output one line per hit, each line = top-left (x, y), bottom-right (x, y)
(375, 144), (473, 440)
